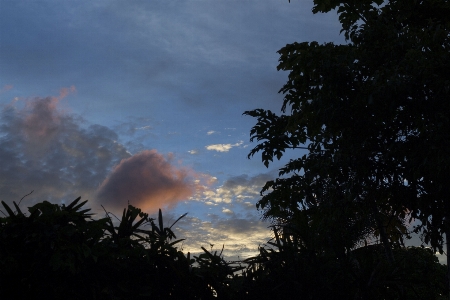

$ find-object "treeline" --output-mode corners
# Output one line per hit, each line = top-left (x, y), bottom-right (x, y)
(0, 197), (446, 299)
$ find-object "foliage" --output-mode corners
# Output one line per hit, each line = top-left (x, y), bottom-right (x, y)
(245, 0), (450, 257)
(0, 196), (445, 299)
(0, 197), (240, 299)
(240, 226), (446, 300)
(244, 0), (450, 298)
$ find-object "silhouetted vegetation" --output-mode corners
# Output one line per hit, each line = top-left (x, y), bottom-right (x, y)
(0, 198), (446, 299)
(243, 0), (449, 298)
(1, 0), (449, 299)
(0, 197), (244, 299)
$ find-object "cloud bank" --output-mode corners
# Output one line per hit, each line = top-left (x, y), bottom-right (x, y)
(0, 91), (199, 213)
(0, 91), (130, 204)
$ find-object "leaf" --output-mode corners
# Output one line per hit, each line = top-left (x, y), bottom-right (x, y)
(65, 197), (82, 210)
(169, 212), (187, 229)
(81, 243), (91, 258)
(158, 209), (164, 233)
(1, 201), (15, 217)
(71, 200), (89, 212)
(12, 202), (24, 216)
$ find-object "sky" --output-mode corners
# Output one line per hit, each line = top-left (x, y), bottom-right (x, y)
(0, 0), (444, 263)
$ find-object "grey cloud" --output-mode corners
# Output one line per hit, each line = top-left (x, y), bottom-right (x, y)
(111, 117), (160, 154)
(200, 173), (274, 207)
(0, 0), (344, 119)
(222, 173), (274, 191)
(0, 95), (130, 205)
(113, 117), (157, 137)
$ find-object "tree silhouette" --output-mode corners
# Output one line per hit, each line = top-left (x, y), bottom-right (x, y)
(245, 0), (450, 297)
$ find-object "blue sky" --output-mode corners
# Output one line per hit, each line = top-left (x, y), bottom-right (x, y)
(1, 0), (443, 262)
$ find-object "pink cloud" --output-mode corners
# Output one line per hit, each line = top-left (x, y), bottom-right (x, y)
(0, 85), (13, 93)
(23, 97), (61, 141)
(96, 150), (195, 212)
(58, 85), (76, 100)
(18, 86), (76, 144)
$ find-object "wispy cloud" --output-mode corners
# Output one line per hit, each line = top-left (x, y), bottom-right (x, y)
(57, 85), (76, 100)
(207, 130), (216, 135)
(0, 84), (13, 94)
(205, 140), (243, 152)
(135, 125), (152, 130)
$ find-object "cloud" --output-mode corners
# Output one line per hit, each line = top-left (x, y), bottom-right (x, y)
(57, 85), (76, 100)
(222, 208), (234, 215)
(139, 172), (273, 260)
(188, 149), (199, 155)
(0, 91), (130, 205)
(0, 91), (202, 214)
(0, 84), (13, 94)
(22, 96), (61, 147)
(207, 130), (216, 135)
(111, 117), (158, 154)
(436, 252), (446, 264)
(205, 140), (243, 152)
(96, 150), (194, 213)
(136, 125), (152, 130)
(17, 86), (76, 151)
(221, 173), (272, 194)
(174, 214), (271, 260)
(198, 173), (273, 206)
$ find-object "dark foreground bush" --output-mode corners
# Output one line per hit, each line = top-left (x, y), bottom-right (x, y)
(0, 198), (241, 299)
(0, 198), (446, 300)
(238, 226), (447, 300)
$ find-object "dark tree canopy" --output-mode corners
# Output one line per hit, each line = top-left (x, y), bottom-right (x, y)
(246, 0), (450, 253)
(245, 1), (450, 296)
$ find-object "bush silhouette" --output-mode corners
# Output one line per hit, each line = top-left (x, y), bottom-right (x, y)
(0, 197), (242, 299)
(0, 197), (447, 299)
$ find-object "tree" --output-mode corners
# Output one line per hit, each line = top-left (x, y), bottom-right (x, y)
(241, 234), (446, 299)
(245, 0), (450, 294)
